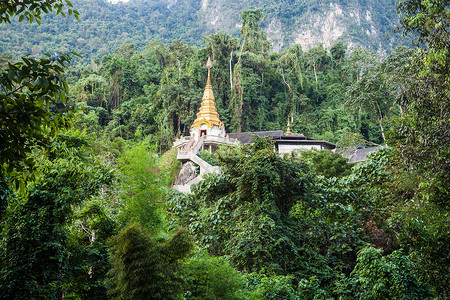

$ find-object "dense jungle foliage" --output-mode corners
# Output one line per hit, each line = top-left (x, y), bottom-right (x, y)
(59, 9), (391, 149)
(0, 0), (449, 299)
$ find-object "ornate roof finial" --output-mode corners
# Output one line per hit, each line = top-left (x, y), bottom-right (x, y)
(206, 56), (212, 86)
(286, 117), (292, 136)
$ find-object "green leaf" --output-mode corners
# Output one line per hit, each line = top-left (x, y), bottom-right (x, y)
(71, 51), (82, 58)
(8, 70), (15, 80)
(38, 77), (48, 88)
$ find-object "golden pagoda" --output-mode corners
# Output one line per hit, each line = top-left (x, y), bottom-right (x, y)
(190, 56), (225, 140)
(286, 118), (292, 136)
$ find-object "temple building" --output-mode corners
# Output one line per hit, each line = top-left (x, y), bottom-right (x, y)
(172, 57), (236, 193)
(228, 131), (335, 153)
(172, 57), (236, 154)
(172, 57), (336, 193)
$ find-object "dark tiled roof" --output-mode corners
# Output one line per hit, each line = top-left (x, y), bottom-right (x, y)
(227, 130), (335, 150)
(342, 146), (383, 163)
(272, 136), (335, 149)
(228, 130), (284, 144)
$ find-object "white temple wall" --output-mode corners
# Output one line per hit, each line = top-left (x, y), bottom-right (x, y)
(278, 144), (321, 154)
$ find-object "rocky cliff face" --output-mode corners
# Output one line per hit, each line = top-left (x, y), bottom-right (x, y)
(196, 0), (400, 53)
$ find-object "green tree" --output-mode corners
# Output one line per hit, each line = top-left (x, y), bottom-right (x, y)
(170, 137), (375, 290)
(204, 31), (240, 127)
(0, 131), (113, 298)
(344, 46), (377, 83)
(387, 0), (450, 205)
(246, 274), (299, 300)
(304, 44), (329, 84)
(0, 53), (76, 176)
(229, 9), (272, 132)
(346, 64), (393, 143)
(66, 197), (118, 298)
(0, 0), (78, 180)
(107, 223), (192, 300)
(171, 138), (314, 275)
(351, 246), (432, 299)
(115, 43), (136, 60)
(240, 9), (270, 55)
(184, 251), (246, 300)
(117, 144), (166, 232)
(330, 41), (347, 63)
(0, 0), (79, 24)
(298, 149), (354, 178)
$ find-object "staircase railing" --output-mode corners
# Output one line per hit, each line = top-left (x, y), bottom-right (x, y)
(192, 134), (205, 154)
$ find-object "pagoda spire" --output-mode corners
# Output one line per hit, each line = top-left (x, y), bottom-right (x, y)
(286, 117), (292, 136)
(191, 56), (222, 129)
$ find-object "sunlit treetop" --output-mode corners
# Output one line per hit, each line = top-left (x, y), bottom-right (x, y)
(0, 0), (79, 24)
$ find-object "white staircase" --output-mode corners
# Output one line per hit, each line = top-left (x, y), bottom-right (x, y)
(173, 135), (220, 193)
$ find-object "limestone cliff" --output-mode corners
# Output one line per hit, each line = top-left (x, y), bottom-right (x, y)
(197, 0), (400, 52)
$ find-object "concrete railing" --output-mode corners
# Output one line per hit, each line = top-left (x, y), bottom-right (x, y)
(173, 175), (205, 193)
(183, 136), (195, 151)
(203, 135), (238, 145)
(173, 136), (191, 148)
(188, 151), (220, 176)
(175, 134), (239, 193)
(192, 134), (205, 154)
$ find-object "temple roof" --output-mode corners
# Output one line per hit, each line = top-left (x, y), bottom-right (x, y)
(228, 131), (284, 144)
(228, 130), (336, 150)
(341, 146), (383, 163)
(191, 57), (222, 129)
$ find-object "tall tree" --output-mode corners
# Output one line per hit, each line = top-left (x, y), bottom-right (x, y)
(239, 9), (270, 55)
(346, 65), (393, 143)
(229, 9), (272, 132)
(107, 223), (192, 299)
(0, 0), (78, 181)
(388, 0), (450, 205)
(0, 132), (113, 298)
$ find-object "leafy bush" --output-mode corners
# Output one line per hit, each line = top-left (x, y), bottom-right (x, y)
(298, 149), (354, 178)
(351, 246), (432, 299)
(198, 150), (219, 166)
(245, 273), (299, 300)
(184, 251), (246, 299)
(0, 131), (114, 298)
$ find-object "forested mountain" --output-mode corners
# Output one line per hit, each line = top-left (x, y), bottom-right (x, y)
(0, 0), (402, 64)
(1, 0), (448, 299)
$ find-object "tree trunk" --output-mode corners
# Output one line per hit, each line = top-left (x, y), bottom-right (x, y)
(313, 63), (318, 83)
(372, 102), (386, 143)
(229, 50), (233, 90)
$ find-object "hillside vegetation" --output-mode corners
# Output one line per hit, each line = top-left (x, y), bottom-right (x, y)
(0, 0), (403, 64)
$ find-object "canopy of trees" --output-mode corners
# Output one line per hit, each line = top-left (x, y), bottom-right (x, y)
(0, 0), (448, 299)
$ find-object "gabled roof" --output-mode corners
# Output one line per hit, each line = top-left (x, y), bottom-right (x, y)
(272, 135), (335, 148)
(228, 131), (336, 149)
(341, 146), (384, 163)
(228, 130), (284, 144)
